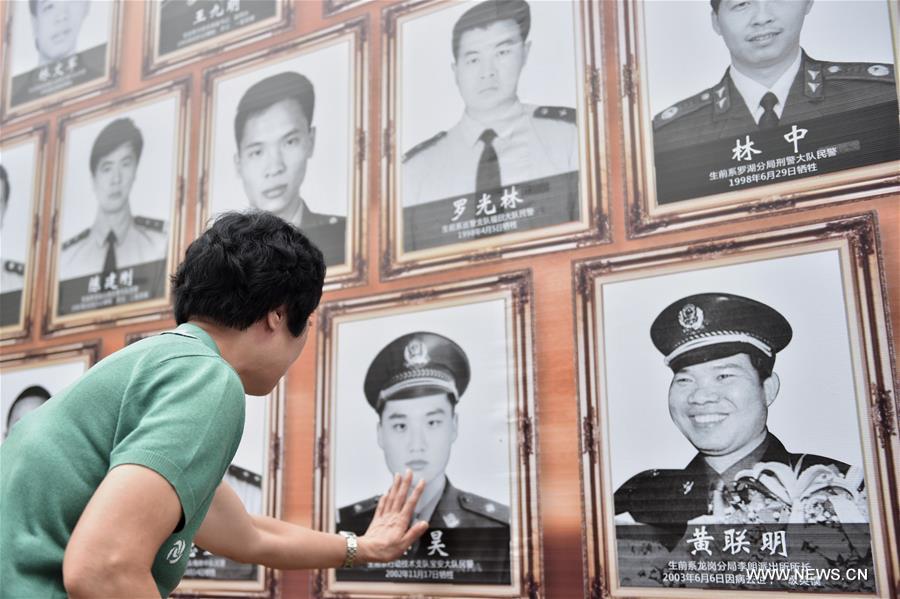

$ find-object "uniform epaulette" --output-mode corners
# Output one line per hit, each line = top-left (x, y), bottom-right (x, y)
(227, 464), (262, 487)
(457, 491), (509, 524)
(821, 61), (894, 82)
(3, 260), (25, 275)
(61, 228), (90, 250)
(653, 89), (715, 129)
(402, 131), (447, 163)
(339, 495), (380, 519)
(533, 105), (576, 124)
(134, 216), (166, 232)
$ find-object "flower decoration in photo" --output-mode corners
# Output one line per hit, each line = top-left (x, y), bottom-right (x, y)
(722, 460), (868, 525)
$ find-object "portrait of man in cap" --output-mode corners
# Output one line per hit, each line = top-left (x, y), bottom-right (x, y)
(613, 292), (867, 551)
(644, 0), (898, 205)
(336, 331), (511, 584)
(232, 71), (346, 266)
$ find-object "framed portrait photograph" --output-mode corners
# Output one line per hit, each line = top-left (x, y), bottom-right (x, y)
(313, 271), (540, 597)
(0, 341), (98, 442)
(199, 19), (368, 288)
(1, 0), (121, 122)
(124, 329), (285, 597)
(621, 0), (900, 235)
(45, 80), (189, 334)
(382, 0), (607, 278)
(322, 0), (371, 17)
(575, 213), (899, 597)
(143, 0), (292, 76)
(0, 126), (46, 343)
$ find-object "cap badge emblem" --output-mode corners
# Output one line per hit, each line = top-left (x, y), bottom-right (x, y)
(868, 64), (889, 77)
(404, 339), (430, 368)
(677, 304), (705, 331)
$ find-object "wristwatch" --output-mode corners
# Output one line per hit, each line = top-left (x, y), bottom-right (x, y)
(338, 531), (358, 568)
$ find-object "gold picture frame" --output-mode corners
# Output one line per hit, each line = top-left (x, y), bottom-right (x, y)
(575, 213), (898, 597)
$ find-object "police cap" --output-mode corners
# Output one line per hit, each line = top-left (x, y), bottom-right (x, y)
(364, 332), (470, 414)
(650, 293), (792, 372)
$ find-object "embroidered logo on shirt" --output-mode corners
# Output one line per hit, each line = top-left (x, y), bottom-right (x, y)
(166, 539), (186, 564)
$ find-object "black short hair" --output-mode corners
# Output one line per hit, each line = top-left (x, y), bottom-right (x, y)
(8, 385), (51, 426)
(0, 164), (9, 208)
(171, 211), (326, 337)
(452, 0), (530, 60)
(90, 118), (143, 176)
(710, 0), (721, 13)
(234, 72), (315, 148)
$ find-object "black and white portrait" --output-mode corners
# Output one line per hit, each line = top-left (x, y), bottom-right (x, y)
(204, 36), (357, 271)
(147, 0), (287, 74)
(0, 133), (41, 333)
(596, 249), (877, 592)
(1, 356), (89, 441)
(642, 0), (899, 206)
(395, 0), (585, 253)
(52, 91), (182, 321)
(328, 299), (518, 587)
(3, 0), (118, 117)
(183, 394), (270, 585)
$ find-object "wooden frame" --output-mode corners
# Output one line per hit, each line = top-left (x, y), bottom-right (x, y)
(143, 0), (293, 77)
(619, 0), (900, 237)
(44, 79), (190, 335)
(198, 18), (369, 289)
(1, 0), (122, 123)
(575, 213), (898, 597)
(381, 0), (608, 279)
(312, 270), (541, 597)
(0, 125), (47, 344)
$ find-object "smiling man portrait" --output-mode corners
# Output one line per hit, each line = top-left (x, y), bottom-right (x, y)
(613, 293), (863, 549)
(652, 0), (897, 153)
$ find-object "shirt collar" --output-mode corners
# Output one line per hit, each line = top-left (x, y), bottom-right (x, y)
(729, 49), (802, 121)
(166, 322), (222, 355)
(459, 101), (526, 146)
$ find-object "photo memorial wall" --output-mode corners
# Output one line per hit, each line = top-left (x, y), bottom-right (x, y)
(0, 1), (898, 599)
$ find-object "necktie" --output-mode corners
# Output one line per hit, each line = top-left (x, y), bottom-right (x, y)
(475, 129), (501, 194)
(103, 230), (117, 275)
(758, 92), (779, 130)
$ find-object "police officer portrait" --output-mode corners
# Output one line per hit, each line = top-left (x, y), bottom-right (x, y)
(393, 0), (588, 254)
(323, 296), (528, 590)
(595, 249), (880, 593)
(0, 355), (89, 442)
(0, 134), (41, 333)
(182, 394), (271, 588)
(204, 35), (359, 273)
(148, 0), (287, 73)
(3, 0), (118, 116)
(51, 89), (184, 322)
(640, 0), (899, 207)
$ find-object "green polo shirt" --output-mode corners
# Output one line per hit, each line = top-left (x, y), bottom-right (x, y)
(0, 323), (245, 598)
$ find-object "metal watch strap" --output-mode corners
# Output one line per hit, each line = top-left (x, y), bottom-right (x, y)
(338, 531), (358, 568)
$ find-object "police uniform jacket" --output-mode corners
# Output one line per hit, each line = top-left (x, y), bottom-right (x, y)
(652, 51), (897, 153)
(59, 215), (168, 281)
(289, 198), (346, 267)
(614, 432), (852, 550)
(337, 477), (510, 577)
(1, 260), (25, 294)
(403, 101), (578, 206)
